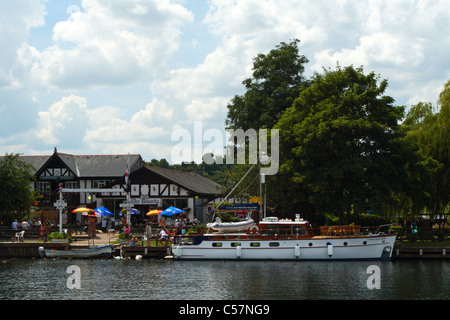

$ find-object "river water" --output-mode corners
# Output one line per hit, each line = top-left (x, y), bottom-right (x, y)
(0, 259), (449, 301)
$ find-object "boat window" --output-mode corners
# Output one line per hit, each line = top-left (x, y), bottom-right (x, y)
(212, 243), (222, 247)
(230, 242), (241, 247)
(293, 226), (306, 236)
(261, 224), (279, 236)
(179, 237), (194, 245)
(250, 242), (260, 247)
(269, 242), (280, 247)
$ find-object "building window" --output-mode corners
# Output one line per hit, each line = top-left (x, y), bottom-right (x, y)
(36, 182), (51, 194)
(93, 180), (109, 188)
(65, 181), (79, 189)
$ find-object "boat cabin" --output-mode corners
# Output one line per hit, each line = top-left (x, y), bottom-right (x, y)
(258, 217), (313, 238)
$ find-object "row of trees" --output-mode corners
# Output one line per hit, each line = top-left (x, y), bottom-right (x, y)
(223, 39), (449, 225)
(150, 40), (448, 226)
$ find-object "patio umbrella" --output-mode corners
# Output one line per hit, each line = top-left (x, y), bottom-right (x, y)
(119, 208), (141, 216)
(81, 210), (101, 218)
(146, 209), (162, 216)
(72, 207), (91, 213)
(160, 206), (185, 216)
(94, 206), (113, 216)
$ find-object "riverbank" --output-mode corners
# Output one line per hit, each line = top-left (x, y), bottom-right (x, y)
(0, 232), (172, 259)
(2, 235), (449, 259)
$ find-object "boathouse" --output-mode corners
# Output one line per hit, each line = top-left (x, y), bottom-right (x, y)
(15, 149), (223, 224)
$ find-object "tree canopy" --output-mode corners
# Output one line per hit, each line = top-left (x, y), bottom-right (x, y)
(275, 65), (428, 222)
(0, 153), (39, 225)
(403, 80), (450, 214)
(225, 39), (309, 130)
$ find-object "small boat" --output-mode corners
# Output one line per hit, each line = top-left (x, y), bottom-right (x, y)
(171, 217), (397, 261)
(206, 217), (255, 232)
(38, 245), (113, 259)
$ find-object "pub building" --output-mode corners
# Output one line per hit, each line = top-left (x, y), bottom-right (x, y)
(18, 149), (223, 226)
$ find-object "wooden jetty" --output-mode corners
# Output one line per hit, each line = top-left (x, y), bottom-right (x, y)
(392, 246), (450, 260)
(0, 242), (69, 258)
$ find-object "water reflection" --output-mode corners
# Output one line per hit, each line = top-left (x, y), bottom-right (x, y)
(0, 259), (449, 300)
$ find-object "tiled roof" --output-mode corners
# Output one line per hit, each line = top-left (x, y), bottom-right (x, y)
(18, 153), (143, 178)
(147, 166), (223, 195)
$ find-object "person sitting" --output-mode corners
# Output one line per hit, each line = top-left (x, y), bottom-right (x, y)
(131, 234), (138, 246)
(158, 229), (168, 246)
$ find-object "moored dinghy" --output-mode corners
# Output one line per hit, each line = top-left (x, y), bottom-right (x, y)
(38, 245), (113, 259)
(206, 217), (255, 232)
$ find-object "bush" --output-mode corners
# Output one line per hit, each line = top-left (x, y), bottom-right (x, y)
(47, 232), (71, 241)
(350, 214), (389, 227)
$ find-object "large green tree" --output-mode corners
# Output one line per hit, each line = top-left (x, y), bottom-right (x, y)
(0, 153), (39, 225)
(276, 65), (426, 222)
(226, 39), (309, 130)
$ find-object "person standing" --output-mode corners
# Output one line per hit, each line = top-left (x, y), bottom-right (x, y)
(145, 221), (152, 247)
(124, 224), (130, 246)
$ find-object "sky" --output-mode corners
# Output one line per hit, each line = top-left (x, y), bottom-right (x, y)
(1, 0), (449, 164)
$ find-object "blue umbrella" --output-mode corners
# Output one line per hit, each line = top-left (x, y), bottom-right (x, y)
(119, 208), (141, 216)
(94, 206), (113, 216)
(160, 206), (185, 216)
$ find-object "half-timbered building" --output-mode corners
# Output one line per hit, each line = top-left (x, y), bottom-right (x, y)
(16, 149), (223, 224)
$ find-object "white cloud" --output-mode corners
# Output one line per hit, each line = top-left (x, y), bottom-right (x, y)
(36, 95), (90, 146)
(1, 0), (449, 162)
(17, 0), (194, 90)
(0, 0), (46, 89)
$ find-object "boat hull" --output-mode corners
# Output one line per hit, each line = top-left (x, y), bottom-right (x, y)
(172, 234), (396, 260)
(40, 245), (113, 259)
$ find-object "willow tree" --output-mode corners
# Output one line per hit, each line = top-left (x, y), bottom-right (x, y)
(403, 80), (450, 215)
(276, 65), (426, 223)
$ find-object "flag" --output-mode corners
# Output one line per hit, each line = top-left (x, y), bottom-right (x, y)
(124, 154), (131, 192)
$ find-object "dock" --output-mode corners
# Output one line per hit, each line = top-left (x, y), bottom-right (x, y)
(392, 246), (450, 259)
(0, 242), (69, 258)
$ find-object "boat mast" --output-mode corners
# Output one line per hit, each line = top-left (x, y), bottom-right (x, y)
(211, 163), (257, 222)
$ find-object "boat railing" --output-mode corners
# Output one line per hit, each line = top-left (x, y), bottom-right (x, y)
(318, 225), (361, 237)
(372, 224), (393, 235)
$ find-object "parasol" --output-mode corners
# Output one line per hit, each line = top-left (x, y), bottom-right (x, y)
(72, 207), (91, 213)
(94, 206), (114, 216)
(82, 210), (101, 218)
(146, 209), (162, 216)
(160, 206), (185, 216)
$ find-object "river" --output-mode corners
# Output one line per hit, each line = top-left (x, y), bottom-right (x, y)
(1, 259), (449, 301)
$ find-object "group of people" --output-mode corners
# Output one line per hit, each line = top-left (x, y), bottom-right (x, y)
(12, 218), (42, 230)
(121, 219), (170, 247)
